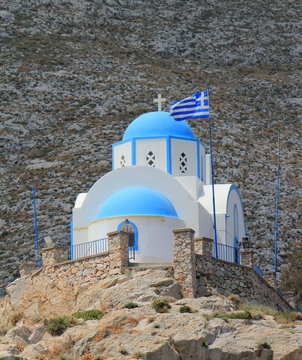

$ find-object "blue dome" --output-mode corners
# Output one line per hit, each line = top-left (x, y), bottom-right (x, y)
(122, 111), (196, 141)
(95, 187), (179, 220)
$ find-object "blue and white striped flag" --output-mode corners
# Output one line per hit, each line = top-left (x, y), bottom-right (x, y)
(170, 91), (210, 121)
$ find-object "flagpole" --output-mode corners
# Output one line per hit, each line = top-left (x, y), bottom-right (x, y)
(206, 84), (218, 258)
(32, 186), (43, 267)
(274, 132), (280, 277)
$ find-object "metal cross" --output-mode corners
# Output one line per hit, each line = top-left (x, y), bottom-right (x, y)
(154, 94), (166, 111)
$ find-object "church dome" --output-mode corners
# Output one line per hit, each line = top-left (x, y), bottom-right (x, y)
(95, 186), (179, 220)
(122, 111), (196, 141)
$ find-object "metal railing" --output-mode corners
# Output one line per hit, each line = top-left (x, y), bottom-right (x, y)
(71, 238), (108, 260)
(215, 242), (240, 264)
(70, 236), (136, 261)
(253, 265), (264, 276)
(129, 246), (135, 261)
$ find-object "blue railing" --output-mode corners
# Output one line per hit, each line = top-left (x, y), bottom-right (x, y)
(215, 242), (240, 264)
(70, 238), (108, 260)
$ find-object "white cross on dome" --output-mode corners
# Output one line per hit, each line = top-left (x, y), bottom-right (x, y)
(153, 94), (166, 111)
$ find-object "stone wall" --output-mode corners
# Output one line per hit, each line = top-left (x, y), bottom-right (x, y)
(19, 228), (291, 311)
(29, 231), (129, 287)
(173, 228), (196, 298)
(41, 246), (69, 267)
(195, 236), (291, 311)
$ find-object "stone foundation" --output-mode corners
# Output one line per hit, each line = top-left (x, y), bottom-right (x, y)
(19, 228), (291, 311)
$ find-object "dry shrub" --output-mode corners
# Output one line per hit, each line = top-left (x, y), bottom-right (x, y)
(93, 330), (111, 343)
(81, 353), (94, 360)
(10, 311), (23, 325)
(16, 344), (25, 352)
(120, 317), (139, 327)
(106, 325), (124, 334)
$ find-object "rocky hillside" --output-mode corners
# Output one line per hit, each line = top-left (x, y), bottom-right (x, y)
(1, 267), (302, 359)
(0, 0), (301, 290)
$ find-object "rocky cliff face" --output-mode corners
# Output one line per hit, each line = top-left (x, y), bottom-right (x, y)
(1, 267), (302, 359)
(0, 0), (301, 290)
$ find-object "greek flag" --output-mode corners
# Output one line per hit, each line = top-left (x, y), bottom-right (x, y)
(170, 91), (210, 121)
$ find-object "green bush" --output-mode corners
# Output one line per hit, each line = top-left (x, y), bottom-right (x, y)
(221, 311), (252, 320)
(44, 316), (77, 336)
(73, 310), (104, 320)
(119, 347), (129, 355)
(206, 310), (252, 321)
(123, 302), (139, 309)
(151, 299), (171, 313)
(179, 305), (192, 313)
(240, 303), (302, 324)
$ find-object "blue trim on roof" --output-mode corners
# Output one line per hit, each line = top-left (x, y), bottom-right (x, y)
(132, 139), (136, 165)
(112, 136), (200, 148)
(118, 220), (139, 251)
(95, 187), (179, 220)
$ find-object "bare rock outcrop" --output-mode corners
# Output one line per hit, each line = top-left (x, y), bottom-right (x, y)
(0, 269), (302, 359)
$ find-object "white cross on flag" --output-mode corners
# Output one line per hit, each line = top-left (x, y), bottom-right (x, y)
(170, 91), (210, 121)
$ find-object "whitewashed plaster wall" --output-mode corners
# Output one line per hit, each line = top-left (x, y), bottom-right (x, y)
(171, 138), (198, 177)
(87, 215), (184, 263)
(73, 167), (207, 237)
(136, 138), (167, 171)
(113, 141), (132, 169)
(200, 144), (206, 182)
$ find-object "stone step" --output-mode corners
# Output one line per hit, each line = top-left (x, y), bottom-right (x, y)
(126, 262), (173, 270)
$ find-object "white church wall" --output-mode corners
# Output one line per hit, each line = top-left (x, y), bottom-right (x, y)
(199, 184), (232, 242)
(200, 143), (206, 182)
(216, 214), (227, 244)
(136, 138), (166, 171)
(175, 176), (204, 200)
(88, 215), (185, 263)
(205, 154), (212, 185)
(196, 204), (213, 240)
(171, 138), (198, 177)
(72, 167), (204, 236)
(73, 227), (88, 246)
(112, 141), (132, 169)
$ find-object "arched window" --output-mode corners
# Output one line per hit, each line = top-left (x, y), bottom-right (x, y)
(120, 155), (126, 167)
(117, 220), (138, 252)
(179, 152), (188, 173)
(146, 150), (156, 167)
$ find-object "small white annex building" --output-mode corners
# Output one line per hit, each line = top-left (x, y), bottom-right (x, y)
(72, 110), (247, 263)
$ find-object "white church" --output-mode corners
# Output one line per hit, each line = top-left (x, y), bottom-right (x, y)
(71, 97), (247, 264)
